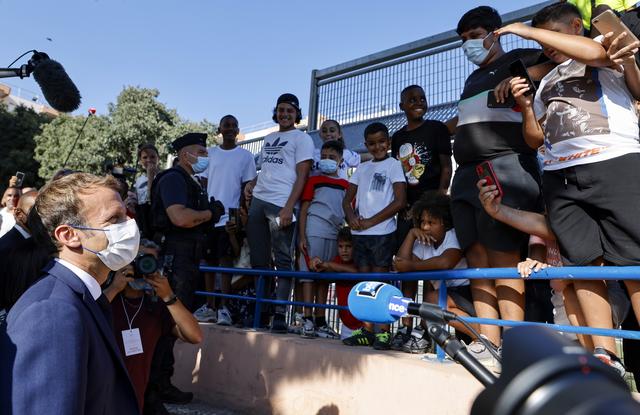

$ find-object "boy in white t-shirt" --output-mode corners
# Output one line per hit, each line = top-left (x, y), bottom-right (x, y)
(341, 122), (406, 350)
(195, 115), (257, 325)
(244, 93), (315, 333)
(393, 191), (478, 354)
(500, 3), (640, 374)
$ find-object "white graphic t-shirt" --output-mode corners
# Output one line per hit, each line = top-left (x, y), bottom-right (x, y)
(412, 229), (468, 289)
(534, 58), (640, 170)
(253, 129), (315, 207)
(200, 146), (257, 227)
(349, 157), (405, 236)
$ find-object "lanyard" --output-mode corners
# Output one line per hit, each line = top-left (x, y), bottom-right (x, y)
(120, 295), (144, 331)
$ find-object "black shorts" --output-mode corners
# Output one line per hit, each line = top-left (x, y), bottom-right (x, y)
(203, 227), (233, 264)
(394, 210), (413, 253)
(352, 233), (395, 268)
(451, 153), (542, 252)
(543, 153), (640, 266)
(448, 285), (476, 317)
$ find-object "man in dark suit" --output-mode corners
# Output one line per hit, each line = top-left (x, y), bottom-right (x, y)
(0, 190), (37, 254)
(0, 173), (141, 414)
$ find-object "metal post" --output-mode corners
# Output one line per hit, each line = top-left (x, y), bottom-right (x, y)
(308, 69), (319, 131)
(253, 275), (265, 329)
(437, 281), (448, 361)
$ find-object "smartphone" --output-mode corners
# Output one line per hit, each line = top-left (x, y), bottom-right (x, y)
(509, 59), (536, 96)
(15, 171), (25, 187)
(487, 90), (516, 108)
(476, 160), (504, 198)
(593, 9), (640, 49)
(228, 208), (238, 224)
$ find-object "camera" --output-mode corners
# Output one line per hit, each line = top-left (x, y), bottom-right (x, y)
(132, 253), (159, 279)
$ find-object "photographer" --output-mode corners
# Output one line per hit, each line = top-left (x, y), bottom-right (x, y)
(104, 240), (202, 415)
(133, 144), (161, 238)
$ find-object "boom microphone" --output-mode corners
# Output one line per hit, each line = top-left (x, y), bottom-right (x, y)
(30, 52), (81, 113)
(347, 281), (456, 324)
(0, 51), (81, 113)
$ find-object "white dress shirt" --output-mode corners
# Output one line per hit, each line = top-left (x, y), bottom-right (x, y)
(56, 258), (102, 300)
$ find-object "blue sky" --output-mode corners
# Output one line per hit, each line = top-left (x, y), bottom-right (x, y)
(2, 0), (541, 129)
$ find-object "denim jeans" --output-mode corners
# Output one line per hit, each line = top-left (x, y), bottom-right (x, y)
(247, 197), (296, 313)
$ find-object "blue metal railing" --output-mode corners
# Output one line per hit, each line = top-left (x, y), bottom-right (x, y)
(196, 266), (640, 360)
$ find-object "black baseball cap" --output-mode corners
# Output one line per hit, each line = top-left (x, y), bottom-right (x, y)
(171, 133), (207, 153)
(276, 93), (300, 111)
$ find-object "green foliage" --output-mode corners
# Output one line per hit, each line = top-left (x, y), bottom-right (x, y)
(31, 86), (216, 181)
(34, 113), (111, 178)
(0, 104), (51, 188)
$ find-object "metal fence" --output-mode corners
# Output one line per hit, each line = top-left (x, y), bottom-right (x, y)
(196, 265), (640, 362)
(307, 1), (555, 131)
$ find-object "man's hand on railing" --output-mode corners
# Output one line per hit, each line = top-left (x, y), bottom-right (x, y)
(517, 258), (549, 278)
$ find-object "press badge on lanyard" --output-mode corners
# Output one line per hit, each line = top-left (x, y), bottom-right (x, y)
(121, 296), (144, 356)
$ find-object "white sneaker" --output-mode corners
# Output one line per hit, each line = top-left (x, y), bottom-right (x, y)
(466, 335), (498, 365)
(288, 312), (304, 334)
(194, 305), (216, 323)
(301, 318), (316, 338)
(316, 325), (339, 339)
(216, 307), (233, 326)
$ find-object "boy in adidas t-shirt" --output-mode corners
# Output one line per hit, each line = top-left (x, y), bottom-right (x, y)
(298, 140), (349, 338)
(342, 122), (406, 350)
(501, 2), (640, 373)
(196, 114), (256, 325)
(245, 93), (315, 333)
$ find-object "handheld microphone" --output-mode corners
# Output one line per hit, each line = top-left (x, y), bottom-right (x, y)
(347, 281), (457, 324)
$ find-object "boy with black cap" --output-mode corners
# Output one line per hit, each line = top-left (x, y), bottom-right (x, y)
(148, 132), (223, 404)
(244, 93), (315, 333)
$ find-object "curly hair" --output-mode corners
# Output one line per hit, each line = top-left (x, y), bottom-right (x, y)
(411, 191), (453, 230)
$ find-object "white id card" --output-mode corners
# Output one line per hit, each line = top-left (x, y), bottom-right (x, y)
(121, 328), (144, 356)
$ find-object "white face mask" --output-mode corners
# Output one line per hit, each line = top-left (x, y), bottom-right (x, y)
(462, 33), (496, 66)
(73, 219), (141, 271)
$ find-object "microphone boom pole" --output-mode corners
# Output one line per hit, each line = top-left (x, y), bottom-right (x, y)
(62, 110), (94, 168)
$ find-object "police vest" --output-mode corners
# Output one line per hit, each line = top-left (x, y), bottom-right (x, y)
(150, 166), (209, 239)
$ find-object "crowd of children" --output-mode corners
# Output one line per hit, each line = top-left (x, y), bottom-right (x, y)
(184, 3), (640, 381)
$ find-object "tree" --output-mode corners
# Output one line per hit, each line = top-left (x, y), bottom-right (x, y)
(0, 104), (52, 188)
(106, 87), (216, 166)
(33, 86), (216, 180)
(34, 113), (111, 179)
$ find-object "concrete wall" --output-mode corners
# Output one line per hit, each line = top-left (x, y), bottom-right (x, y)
(173, 325), (484, 415)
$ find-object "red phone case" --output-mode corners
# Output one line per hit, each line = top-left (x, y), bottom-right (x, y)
(476, 161), (504, 198)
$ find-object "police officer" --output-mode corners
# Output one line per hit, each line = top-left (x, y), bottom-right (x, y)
(148, 132), (222, 408)
(151, 132), (222, 310)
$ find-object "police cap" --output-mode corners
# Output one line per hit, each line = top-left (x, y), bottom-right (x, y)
(171, 133), (207, 153)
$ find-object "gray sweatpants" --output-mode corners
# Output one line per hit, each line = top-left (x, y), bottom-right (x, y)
(246, 197), (296, 313)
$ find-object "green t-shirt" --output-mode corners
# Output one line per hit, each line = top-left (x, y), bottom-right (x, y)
(568, 0), (636, 29)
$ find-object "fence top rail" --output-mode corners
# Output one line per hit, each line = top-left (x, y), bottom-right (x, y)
(313, 1), (555, 81)
(200, 265), (640, 281)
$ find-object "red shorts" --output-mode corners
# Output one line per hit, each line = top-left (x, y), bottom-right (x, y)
(335, 281), (362, 330)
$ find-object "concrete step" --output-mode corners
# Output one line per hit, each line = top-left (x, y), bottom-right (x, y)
(172, 324), (483, 415)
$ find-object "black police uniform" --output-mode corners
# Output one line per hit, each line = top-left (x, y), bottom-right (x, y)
(151, 165), (210, 311)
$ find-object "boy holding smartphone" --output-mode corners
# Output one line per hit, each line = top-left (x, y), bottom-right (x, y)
(501, 2), (640, 375)
(196, 115), (256, 326)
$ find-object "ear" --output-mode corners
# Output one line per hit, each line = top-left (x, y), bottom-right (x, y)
(54, 224), (83, 249)
(399, 101), (406, 112)
(572, 17), (583, 35)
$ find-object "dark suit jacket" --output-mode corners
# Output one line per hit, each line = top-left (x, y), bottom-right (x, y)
(0, 260), (140, 414)
(0, 226), (28, 254)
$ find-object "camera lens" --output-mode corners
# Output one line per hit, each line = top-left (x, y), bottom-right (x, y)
(135, 254), (158, 275)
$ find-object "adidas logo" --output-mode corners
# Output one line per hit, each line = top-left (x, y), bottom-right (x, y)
(263, 137), (289, 155)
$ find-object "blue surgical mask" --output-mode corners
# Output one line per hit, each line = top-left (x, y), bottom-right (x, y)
(318, 159), (338, 174)
(188, 153), (209, 173)
(461, 34), (496, 66)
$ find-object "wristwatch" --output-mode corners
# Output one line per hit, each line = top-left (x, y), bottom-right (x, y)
(163, 294), (178, 306)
